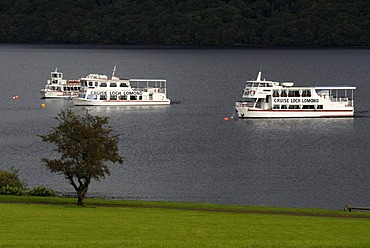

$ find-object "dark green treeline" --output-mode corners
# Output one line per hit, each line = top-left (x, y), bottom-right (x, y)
(0, 0), (369, 46)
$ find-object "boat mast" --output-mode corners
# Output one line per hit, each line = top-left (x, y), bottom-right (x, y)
(112, 65), (116, 79)
(256, 71), (262, 81)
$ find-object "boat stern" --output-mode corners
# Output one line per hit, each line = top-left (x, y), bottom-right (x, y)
(234, 101), (249, 118)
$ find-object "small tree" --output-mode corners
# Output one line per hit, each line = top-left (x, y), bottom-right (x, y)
(0, 167), (26, 189)
(39, 109), (123, 205)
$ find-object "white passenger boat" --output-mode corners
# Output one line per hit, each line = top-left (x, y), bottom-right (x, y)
(40, 69), (81, 98)
(73, 68), (170, 106)
(234, 72), (356, 118)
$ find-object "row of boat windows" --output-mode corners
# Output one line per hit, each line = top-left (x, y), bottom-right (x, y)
(246, 82), (272, 87)
(47, 86), (80, 91)
(81, 81), (129, 88)
(272, 105), (324, 110)
(272, 89), (311, 97)
(80, 94), (152, 101)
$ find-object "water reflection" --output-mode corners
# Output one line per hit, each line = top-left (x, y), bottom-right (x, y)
(81, 105), (171, 114)
(237, 117), (355, 133)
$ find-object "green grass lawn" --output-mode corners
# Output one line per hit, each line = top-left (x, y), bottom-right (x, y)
(1, 196), (370, 247)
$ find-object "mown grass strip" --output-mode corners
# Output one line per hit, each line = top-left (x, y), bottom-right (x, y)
(1, 195), (370, 218)
(1, 200), (370, 248)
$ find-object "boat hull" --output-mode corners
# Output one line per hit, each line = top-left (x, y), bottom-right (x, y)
(40, 90), (79, 99)
(73, 98), (170, 106)
(235, 107), (354, 118)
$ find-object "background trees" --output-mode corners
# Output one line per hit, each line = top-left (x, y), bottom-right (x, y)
(39, 110), (123, 205)
(0, 0), (369, 46)
(0, 167), (25, 190)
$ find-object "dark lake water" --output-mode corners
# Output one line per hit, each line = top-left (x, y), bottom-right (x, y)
(1, 45), (369, 210)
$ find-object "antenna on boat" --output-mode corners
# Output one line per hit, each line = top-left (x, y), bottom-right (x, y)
(256, 71), (262, 81)
(111, 61), (118, 79)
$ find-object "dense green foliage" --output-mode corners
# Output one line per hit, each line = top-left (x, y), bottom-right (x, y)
(0, 168), (57, 196)
(0, 185), (24, 195)
(26, 186), (57, 197)
(0, 0), (369, 46)
(0, 167), (25, 189)
(39, 109), (123, 205)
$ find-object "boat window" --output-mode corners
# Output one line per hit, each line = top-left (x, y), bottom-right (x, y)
(119, 95), (127, 100)
(289, 105), (300, 109)
(302, 105), (315, 109)
(255, 99), (262, 108)
(139, 95), (143, 100)
(88, 81), (93, 87)
(63, 87), (67, 91)
(273, 90), (279, 97)
(281, 105), (287, 109)
(120, 83), (128, 87)
(95, 82), (98, 87)
(100, 83), (107, 87)
(281, 90), (287, 97)
(288, 90), (300, 97)
(259, 83), (266, 87)
(130, 95), (137, 100)
(316, 105), (323, 109)
(110, 95), (117, 100)
(301, 89), (311, 97)
(88, 94), (97, 100)
(110, 83), (117, 87)
(100, 95), (107, 100)
(273, 105), (280, 109)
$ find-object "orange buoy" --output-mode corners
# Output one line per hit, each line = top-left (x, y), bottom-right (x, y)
(223, 117), (229, 121)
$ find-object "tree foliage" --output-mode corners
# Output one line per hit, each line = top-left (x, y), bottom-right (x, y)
(0, 167), (26, 189)
(0, 0), (369, 46)
(39, 109), (123, 205)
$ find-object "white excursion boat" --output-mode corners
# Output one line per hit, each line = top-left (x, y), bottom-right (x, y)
(40, 69), (81, 98)
(73, 68), (170, 106)
(234, 72), (356, 118)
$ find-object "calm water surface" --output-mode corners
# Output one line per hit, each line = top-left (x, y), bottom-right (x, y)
(0, 45), (369, 209)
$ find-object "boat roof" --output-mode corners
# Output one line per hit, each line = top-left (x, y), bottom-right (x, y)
(130, 79), (166, 82)
(314, 86), (356, 90)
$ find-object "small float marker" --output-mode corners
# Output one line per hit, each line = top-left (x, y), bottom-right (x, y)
(41, 103), (46, 108)
(13, 95), (19, 100)
(223, 117), (229, 121)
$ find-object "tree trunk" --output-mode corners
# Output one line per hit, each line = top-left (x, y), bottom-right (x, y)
(77, 187), (88, 206)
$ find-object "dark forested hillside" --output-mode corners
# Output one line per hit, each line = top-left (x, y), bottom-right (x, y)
(0, 0), (369, 46)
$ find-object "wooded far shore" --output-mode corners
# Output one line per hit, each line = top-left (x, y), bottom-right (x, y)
(0, 0), (369, 47)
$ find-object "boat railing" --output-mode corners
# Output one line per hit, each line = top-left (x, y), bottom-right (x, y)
(235, 101), (250, 108)
(132, 87), (165, 94)
(130, 79), (167, 94)
(330, 96), (350, 102)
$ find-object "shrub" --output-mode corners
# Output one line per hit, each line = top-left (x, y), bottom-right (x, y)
(0, 185), (24, 195)
(0, 167), (26, 189)
(27, 186), (57, 197)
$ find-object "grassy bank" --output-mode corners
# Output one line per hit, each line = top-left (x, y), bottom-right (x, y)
(1, 196), (370, 247)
